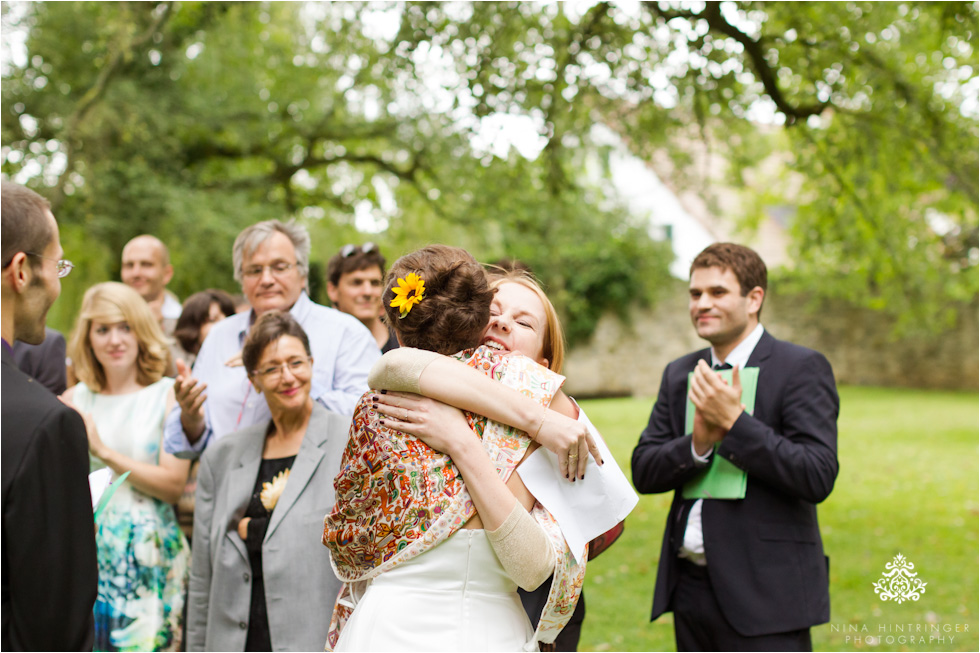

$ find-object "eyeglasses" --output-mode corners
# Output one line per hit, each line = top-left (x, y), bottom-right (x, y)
(340, 242), (377, 258)
(241, 262), (296, 279)
(253, 357), (312, 382)
(25, 252), (74, 278)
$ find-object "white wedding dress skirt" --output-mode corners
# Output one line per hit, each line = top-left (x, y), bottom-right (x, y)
(334, 528), (536, 651)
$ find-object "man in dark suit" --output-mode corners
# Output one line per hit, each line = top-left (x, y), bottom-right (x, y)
(1, 181), (98, 651)
(632, 243), (839, 651)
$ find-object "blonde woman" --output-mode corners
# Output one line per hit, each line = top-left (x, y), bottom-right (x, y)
(62, 282), (190, 652)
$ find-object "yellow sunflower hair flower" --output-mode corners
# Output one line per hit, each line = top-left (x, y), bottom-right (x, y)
(389, 272), (426, 319)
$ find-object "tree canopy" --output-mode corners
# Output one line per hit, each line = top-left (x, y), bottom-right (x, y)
(2, 1), (976, 339)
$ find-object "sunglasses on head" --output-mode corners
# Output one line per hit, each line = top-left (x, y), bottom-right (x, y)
(340, 242), (377, 258)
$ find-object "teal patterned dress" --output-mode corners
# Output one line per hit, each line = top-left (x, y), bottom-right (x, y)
(75, 378), (190, 652)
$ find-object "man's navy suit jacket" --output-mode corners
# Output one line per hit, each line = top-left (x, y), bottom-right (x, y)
(632, 331), (839, 637)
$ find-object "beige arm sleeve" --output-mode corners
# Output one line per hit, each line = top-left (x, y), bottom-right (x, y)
(486, 502), (556, 592)
(367, 347), (441, 394)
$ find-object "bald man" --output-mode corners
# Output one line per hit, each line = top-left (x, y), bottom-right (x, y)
(121, 235), (181, 334)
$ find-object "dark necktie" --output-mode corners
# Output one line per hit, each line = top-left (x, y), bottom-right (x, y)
(713, 362), (733, 371)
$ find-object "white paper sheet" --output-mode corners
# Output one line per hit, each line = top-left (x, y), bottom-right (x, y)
(89, 467), (113, 510)
(518, 406), (638, 563)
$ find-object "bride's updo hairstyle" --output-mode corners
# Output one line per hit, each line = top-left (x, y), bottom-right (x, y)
(383, 245), (494, 355)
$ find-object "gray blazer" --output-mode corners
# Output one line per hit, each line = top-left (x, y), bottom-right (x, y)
(187, 402), (349, 652)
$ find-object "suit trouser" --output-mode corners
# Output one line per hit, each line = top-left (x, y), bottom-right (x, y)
(672, 559), (812, 652)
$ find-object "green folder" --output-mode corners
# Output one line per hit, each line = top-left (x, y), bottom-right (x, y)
(681, 367), (758, 500)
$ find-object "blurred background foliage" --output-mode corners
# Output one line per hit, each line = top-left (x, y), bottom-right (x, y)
(2, 1), (976, 342)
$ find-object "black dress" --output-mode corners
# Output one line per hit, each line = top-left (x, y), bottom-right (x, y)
(242, 455), (296, 652)
(381, 328), (399, 354)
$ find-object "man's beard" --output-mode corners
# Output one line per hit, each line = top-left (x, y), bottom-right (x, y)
(18, 273), (55, 344)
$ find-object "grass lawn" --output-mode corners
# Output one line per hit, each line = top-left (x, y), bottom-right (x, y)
(575, 386), (978, 652)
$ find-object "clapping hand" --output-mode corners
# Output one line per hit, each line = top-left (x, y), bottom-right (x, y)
(692, 407), (727, 456)
(689, 360), (746, 453)
(174, 359), (208, 441)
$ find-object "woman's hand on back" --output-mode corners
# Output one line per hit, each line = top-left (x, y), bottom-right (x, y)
(372, 391), (476, 458)
(375, 391), (603, 481)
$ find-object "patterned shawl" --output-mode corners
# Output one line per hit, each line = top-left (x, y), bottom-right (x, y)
(322, 345), (587, 649)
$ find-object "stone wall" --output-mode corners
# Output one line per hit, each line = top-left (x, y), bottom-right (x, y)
(562, 280), (979, 398)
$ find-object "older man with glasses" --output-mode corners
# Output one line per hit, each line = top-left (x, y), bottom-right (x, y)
(162, 220), (380, 457)
(325, 242), (398, 353)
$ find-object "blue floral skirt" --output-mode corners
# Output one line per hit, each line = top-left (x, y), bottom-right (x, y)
(94, 490), (190, 652)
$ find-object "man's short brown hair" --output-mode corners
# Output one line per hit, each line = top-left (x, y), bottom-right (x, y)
(1, 181), (54, 270)
(326, 243), (387, 286)
(383, 245), (494, 355)
(691, 243), (768, 315)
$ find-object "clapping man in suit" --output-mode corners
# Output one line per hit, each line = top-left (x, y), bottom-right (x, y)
(1, 181), (98, 650)
(632, 243), (839, 651)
